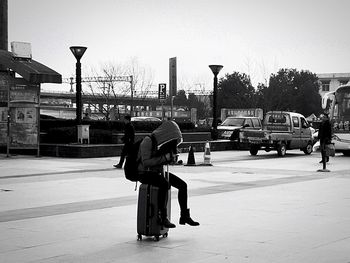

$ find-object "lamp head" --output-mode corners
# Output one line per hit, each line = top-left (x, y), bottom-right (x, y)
(70, 46), (87, 61)
(209, 65), (223, 76)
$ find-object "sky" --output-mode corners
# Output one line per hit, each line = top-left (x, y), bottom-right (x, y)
(8, 0), (350, 93)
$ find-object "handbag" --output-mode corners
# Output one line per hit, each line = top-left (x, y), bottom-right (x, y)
(325, 143), (335, 157)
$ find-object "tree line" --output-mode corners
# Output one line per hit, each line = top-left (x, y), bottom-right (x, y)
(85, 61), (322, 121)
(171, 68), (322, 120)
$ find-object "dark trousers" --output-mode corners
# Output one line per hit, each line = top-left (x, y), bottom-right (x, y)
(118, 143), (132, 165)
(139, 171), (188, 215)
(321, 142), (328, 169)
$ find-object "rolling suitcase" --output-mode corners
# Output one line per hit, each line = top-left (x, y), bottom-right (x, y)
(137, 167), (171, 241)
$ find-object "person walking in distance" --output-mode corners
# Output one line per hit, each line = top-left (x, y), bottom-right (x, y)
(114, 115), (135, 169)
(318, 113), (332, 171)
(137, 120), (199, 228)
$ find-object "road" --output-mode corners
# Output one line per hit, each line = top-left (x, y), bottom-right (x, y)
(0, 149), (349, 262)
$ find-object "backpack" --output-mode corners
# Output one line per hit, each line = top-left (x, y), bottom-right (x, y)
(124, 135), (156, 182)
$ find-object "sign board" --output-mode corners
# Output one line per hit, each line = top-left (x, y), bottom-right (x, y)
(169, 57), (177, 96)
(158, 83), (166, 100)
(11, 41), (32, 59)
(221, 108), (264, 121)
(10, 84), (39, 103)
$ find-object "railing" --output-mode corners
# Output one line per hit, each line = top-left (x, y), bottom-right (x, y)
(41, 90), (159, 99)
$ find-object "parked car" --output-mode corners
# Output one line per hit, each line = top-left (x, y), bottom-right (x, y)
(241, 111), (314, 156)
(313, 133), (350, 156)
(131, 116), (161, 122)
(217, 116), (262, 141)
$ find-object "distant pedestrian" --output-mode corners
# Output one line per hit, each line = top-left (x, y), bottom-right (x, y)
(318, 113), (332, 171)
(114, 115), (135, 169)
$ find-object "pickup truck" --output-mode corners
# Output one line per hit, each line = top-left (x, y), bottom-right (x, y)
(241, 111), (314, 156)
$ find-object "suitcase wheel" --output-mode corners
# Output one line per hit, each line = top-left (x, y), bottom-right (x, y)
(163, 233), (168, 238)
(137, 234), (142, 241)
(154, 235), (160, 241)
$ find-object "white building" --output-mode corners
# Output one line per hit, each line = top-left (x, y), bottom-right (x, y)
(317, 73), (350, 97)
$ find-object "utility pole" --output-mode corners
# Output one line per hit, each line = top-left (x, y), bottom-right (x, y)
(130, 75), (134, 116)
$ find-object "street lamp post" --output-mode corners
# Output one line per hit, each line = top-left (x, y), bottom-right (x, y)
(130, 75), (134, 116)
(171, 95), (175, 120)
(70, 46), (87, 125)
(209, 64), (223, 140)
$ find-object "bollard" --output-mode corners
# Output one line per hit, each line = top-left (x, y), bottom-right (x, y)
(202, 141), (212, 166)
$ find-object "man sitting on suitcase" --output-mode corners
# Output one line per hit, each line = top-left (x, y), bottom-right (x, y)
(137, 120), (199, 228)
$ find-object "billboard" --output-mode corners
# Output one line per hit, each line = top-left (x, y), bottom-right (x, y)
(8, 82), (40, 149)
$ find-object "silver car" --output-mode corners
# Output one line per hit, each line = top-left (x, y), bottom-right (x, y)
(217, 117), (262, 141)
(131, 116), (161, 122)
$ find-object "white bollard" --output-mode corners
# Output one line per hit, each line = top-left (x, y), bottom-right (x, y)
(203, 141), (212, 165)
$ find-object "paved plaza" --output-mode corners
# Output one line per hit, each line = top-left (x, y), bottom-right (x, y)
(0, 150), (350, 262)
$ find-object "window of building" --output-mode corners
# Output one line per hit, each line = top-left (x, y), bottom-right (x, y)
(340, 79), (349, 86)
(321, 81), (330, 91)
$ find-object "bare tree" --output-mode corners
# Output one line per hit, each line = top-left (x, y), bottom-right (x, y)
(83, 58), (154, 120)
(126, 57), (155, 99)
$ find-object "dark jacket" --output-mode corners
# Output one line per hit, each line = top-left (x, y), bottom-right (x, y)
(123, 122), (135, 145)
(318, 119), (332, 144)
(137, 121), (182, 175)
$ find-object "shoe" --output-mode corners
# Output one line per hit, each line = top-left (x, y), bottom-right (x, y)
(317, 168), (330, 172)
(319, 159), (329, 163)
(179, 209), (200, 226)
(162, 217), (176, 228)
(113, 164), (122, 169)
(159, 209), (176, 228)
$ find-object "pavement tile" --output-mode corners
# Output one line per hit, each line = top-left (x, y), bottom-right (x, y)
(0, 151), (349, 262)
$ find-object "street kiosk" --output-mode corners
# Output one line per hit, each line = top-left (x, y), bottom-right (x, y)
(0, 46), (61, 156)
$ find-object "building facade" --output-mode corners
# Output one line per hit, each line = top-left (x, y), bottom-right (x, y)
(317, 73), (350, 97)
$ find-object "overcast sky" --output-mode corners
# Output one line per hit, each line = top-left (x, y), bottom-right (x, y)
(8, 0), (350, 92)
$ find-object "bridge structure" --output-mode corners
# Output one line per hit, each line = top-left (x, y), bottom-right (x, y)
(42, 76), (212, 111)
(40, 90), (161, 109)
(40, 76), (211, 120)
(54, 76), (161, 110)
(40, 89), (166, 120)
